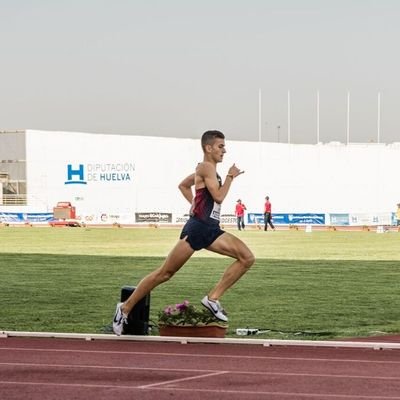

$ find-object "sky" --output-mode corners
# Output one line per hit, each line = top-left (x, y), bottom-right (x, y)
(1, 0), (400, 144)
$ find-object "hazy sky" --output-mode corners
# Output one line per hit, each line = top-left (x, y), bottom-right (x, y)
(1, 0), (399, 144)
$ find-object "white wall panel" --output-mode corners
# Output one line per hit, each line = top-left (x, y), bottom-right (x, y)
(16, 130), (400, 220)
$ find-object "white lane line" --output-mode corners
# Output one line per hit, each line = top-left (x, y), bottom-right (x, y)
(0, 380), (143, 390)
(0, 362), (214, 373)
(1, 380), (400, 399)
(142, 386), (400, 399)
(138, 371), (228, 389)
(1, 362), (400, 381)
(1, 347), (399, 365)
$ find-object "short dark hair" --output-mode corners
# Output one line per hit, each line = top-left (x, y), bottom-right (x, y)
(201, 130), (225, 151)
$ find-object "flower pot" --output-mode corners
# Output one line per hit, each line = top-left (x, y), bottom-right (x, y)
(159, 324), (227, 338)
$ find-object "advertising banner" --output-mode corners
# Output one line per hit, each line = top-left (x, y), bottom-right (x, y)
(221, 214), (237, 224)
(174, 214), (239, 225)
(175, 214), (190, 224)
(247, 213), (325, 225)
(135, 212), (172, 223)
(0, 212), (53, 223)
(329, 214), (350, 226)
(76, 212), (134, 225)
(349, 213), (393, 226)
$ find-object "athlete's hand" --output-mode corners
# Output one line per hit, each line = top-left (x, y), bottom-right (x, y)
(228, 164), (244, 178)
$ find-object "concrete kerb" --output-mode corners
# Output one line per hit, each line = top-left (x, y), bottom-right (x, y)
(1, 330), (400, 350)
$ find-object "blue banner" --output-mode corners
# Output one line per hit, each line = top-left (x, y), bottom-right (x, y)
(0, 212), (54, 223)
(247, 213), (325, 225)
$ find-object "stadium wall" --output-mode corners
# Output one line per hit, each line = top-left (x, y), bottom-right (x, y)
(0, 129), (399, 225)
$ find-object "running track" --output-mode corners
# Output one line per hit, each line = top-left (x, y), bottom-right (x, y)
(1, 333), (400, 399)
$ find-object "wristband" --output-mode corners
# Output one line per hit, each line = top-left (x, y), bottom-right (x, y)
(227, 174), (234, 179)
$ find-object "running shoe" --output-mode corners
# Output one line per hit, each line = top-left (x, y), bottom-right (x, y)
(112, 302), (128, 336)
(201, 296), (228, 322)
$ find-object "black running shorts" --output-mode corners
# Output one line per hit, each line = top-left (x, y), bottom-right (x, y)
(180, 217), (225, 251)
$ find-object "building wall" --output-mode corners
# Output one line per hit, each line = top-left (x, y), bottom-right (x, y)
(215, 139), (399, 215)
(1, 130), (399, 224)
(0, 131), (27, 205)
(23, 130), (198, 222)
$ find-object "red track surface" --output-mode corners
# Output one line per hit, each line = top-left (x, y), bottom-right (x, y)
(1, 336), (400, 399)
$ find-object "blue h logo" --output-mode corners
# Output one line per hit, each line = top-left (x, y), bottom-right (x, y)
(65, 164), (87, 185)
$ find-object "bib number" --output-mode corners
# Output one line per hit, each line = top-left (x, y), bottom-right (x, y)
(210, 202), (221, 221)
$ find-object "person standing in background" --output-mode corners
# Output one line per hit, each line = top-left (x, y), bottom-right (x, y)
(264, 196), (275, 231)
(235, 199), (247, 231)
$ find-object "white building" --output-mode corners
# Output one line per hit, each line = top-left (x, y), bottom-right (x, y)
(1, 130), (399, 225)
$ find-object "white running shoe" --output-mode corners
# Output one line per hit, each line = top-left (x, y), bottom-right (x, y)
(112, 302), (128, 336)
(201, 296), (228, 322)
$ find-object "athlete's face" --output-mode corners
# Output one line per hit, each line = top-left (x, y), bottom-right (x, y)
(209, 138), (226, 163)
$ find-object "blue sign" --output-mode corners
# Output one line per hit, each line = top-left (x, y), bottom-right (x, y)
(65, 164), (87, 185)
(64, 162), (135, 185)
(0, 212), (54, 223)
(247, 213), (325, 225)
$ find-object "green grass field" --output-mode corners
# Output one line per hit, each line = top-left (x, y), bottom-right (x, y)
(1, 226), (399, 340)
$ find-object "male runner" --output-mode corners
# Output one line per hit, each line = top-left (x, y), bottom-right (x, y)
(113, 130), (255, 335)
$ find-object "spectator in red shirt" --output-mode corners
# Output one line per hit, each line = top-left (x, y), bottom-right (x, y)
(235, 199), (247, 231)
(264, 196), (275, 231)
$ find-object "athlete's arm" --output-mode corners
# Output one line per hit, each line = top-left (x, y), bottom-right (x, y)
(178, 173), (195, 204)
(197, 162), (242, 204)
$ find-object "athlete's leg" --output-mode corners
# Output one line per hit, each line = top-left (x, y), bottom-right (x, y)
(121, 238), (195, 315)
(205, 232), (255, 300)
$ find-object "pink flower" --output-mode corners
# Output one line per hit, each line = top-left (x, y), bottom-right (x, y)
(176, 300), (190, 312)
(163, 306), (173, 315)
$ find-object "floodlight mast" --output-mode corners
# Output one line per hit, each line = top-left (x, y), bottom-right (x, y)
(317, 90), (320, 144)
(377, 92), (381, 144)
(258, 88), (262, 143)
(346, 91), (350, 145)
(287, 90), (291, 144)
